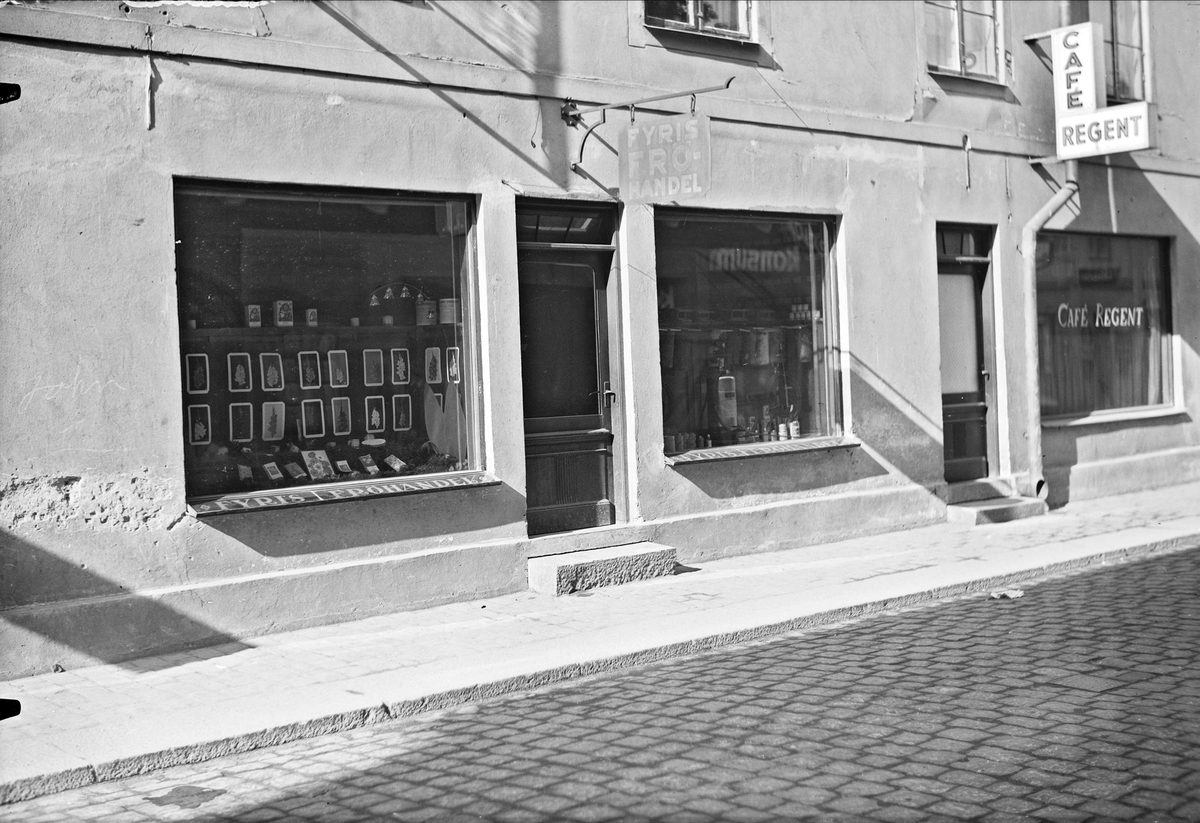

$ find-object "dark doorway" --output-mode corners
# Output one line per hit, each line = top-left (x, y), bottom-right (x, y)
(937, 226), (994, 483)
(517, 202), (619, 535)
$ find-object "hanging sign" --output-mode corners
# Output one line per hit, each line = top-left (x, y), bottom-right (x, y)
(619, 114), (711, 204)
(1049, 22), (1154, 160)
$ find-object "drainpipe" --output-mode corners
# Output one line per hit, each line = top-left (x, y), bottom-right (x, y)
(1020, 0), (1084, 499)
(1021, 161), (1077, 499)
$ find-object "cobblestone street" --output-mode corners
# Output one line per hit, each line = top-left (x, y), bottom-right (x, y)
(9, 547), (1200, 822)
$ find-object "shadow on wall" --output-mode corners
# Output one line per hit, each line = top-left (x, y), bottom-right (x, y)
(1039, 159), (1200, 508)
(315, 0), (571, 188)
(671, 353), (945, 501)
(203, 482), (527, 558)
(0, 530), (252, 678)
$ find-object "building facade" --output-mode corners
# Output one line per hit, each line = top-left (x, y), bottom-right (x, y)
(2, 0), (1197, 678)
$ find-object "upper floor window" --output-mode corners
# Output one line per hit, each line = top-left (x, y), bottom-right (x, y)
(925, 0), (999, 80)
(645, 0), (753, 40)
(1091, 0), (1144, 101)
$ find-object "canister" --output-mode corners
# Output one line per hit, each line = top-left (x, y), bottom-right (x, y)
(416, 297), (438, 326)
(438, 298), (462, 325)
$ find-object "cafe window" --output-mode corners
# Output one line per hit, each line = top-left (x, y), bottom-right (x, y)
(174, 180), (477, 506)
(655, 210), (841, 454)
(644, 0), (754, 40)
(925, 0), (1000, 80)
(1090, 0), (1145, 101)
(1037, 232), (1171, 418)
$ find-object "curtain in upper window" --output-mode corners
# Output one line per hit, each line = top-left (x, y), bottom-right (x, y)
(926, 1), (999, 80)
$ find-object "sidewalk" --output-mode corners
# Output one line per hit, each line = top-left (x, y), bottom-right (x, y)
(4, 482), (1200, 805)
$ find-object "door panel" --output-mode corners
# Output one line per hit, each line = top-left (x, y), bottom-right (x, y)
(518, 252), (615, 535)
(939, 267), (988, 483)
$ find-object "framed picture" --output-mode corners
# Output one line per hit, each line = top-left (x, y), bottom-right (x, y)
(390, 348), (410, 385)
(187, 405), (211, 445)
(262, 401), (285, 441)
(328, 350), (350, 388)
(447, 347), (461, 384)
(392, 394), (412, 431)
(229, 403), (253, 443)
(301, 449), (335, 481)
(301, 399), (325, 438)
(363, 349), (384, 387)
(298, 351), (322, 390)
(274, 300), (294, 328)
(185, 354), (209, 395)
(260, 353), (284, 392)
(227, 352), (253, 393)
(425, 347), (442, 385)
(365, 395), (386, 433)
(246, 304), (262, 328)
(331, 397), (352, 436)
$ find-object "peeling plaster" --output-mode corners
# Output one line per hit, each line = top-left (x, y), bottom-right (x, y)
(0, 472), (183, 532)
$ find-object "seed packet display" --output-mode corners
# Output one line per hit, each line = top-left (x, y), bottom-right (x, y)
(447, 347), (461, 384)
(384, 455), (406, 472)
(283, 462), (307, 479)
(262, 402), (285, 441)
(274, 300), (294, 328)
(301, 399), (325, 438)
(331, 397), (352, 436)
(359, 454), (380, 475)
(260, 353), (284, 391)
(363, 349), (384, 387)
(187, 405), (211, 445)
(262, 461), (284, 481)
(391, 348), (410, 385)
(298, 351), (322, 390)
(328, 350), (350, 389)
(365, 396), (386, 433)
(392, 394), (412, 431)
(301, 449), (335, 481)
(227, 353), (253, 392)
(246, 304), (262, 328)
(425, 347), (442, 385)
(185, 354), (209, 395)
(229, 403), (253, 443)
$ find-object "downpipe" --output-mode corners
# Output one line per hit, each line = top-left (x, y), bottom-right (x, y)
(1021, 159), (1078, 500)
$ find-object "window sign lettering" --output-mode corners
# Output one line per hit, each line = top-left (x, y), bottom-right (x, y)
(620, 114), (711, 204)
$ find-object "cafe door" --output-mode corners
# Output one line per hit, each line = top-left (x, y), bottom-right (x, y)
(516, 202), (619, 535)
(937, 226), (995, 483)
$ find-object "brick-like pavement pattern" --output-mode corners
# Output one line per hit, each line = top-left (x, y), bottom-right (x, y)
(9, 548), (1200, 822)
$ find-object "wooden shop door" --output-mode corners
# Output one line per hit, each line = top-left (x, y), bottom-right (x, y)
(516, 203), (619, 536)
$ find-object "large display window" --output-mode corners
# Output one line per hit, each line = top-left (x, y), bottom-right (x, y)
(1037, 232), (1172, 418)
(174, 181), (479, 509)
(655, 210), (841, 455)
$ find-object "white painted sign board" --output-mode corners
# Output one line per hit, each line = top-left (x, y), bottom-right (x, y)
(1047, 22), (1154, 160)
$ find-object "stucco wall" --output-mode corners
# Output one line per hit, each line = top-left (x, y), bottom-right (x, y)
(2, 0), (1198, 676)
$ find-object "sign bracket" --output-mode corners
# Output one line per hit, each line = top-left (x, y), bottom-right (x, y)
(561, 77), (734, 171)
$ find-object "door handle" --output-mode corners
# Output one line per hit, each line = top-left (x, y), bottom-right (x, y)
(602, 381), (617, 407)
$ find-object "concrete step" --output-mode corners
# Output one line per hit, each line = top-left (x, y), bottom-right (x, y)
(528, 542), (678, 596)
(946, 477), (1021, 505)
(947, 496), (1048, 526)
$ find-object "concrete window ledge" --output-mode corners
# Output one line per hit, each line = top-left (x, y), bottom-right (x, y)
(187, 471), (501, 516)
(1043, 405), (1187, 428)
(665, 436), (860, 466)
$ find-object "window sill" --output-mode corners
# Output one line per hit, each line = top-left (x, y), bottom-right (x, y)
(927, 69), (1010, 91)
(665, 435), (858, 466)
(644, 23), (756, 45)
(1042, 405), (1187, 428)
(188, 470), (500, 516)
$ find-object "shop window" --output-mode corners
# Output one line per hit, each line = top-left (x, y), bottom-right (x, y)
(925, 0), (1000, 80)
(644, 0), (754, 40)
(1090, 0), (1144, 101)
(174, 181), (477, 506)
(1037, 232), (1171, 418)
(655, 210), (841, 454)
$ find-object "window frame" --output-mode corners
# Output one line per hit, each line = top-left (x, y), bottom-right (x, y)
(1092, 0), (1146, 103)
(924, 0), (1004, 83)
(643, 0), (756, 43)
(1036, 230), (1176, 425)
(652, 207), (848, 465)
(172, 177), (495, 516)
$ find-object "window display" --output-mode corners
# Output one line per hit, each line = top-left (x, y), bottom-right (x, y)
(655, 210), (841, 454)
(174, 181), (476, 504)
(1037, 232), (1171, 417)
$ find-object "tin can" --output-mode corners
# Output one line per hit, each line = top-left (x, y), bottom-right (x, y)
(416, 299), (438, 326)
(438, 298), (462, 325)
